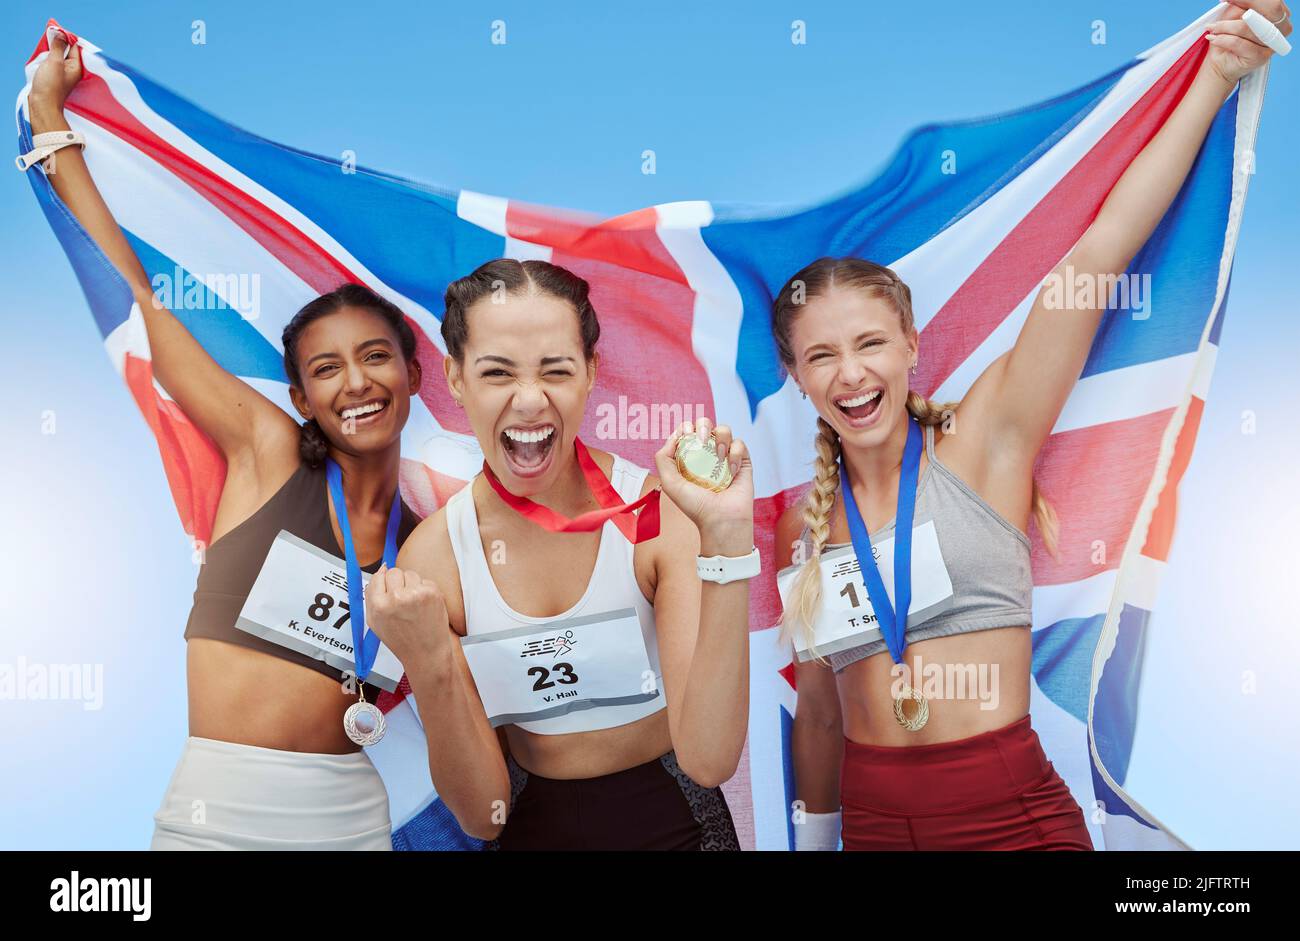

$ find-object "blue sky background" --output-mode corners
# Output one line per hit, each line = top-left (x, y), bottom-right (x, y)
(2, 0), (1296, 849)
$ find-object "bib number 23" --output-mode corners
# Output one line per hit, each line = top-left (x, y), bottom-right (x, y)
(529, 662), (579, 690)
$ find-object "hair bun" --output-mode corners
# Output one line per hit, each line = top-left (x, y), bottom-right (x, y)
(299, 418), (329, 468)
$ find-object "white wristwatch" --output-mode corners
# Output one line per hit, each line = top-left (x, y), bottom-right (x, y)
(697, 546), (761, 584)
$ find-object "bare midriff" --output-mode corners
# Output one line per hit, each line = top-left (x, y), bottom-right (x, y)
(836, 625), (1032, 747)
(186, 638), (364, 755)
(503, 708), (673, 780)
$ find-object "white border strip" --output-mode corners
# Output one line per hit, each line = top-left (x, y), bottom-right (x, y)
(1086, 64), (1263, 850)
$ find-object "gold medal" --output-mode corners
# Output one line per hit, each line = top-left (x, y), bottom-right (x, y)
(893, 684), (929, 732)
(674, 433), (734, 492)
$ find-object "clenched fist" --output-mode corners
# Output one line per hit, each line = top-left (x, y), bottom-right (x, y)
(364, 565), (450, 668)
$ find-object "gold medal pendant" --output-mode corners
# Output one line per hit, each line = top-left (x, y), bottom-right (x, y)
(674, 433), (734, 492)
(893, 684), (929, 732)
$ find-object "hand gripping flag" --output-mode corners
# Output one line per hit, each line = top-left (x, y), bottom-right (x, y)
(18, 6), (1267, 850)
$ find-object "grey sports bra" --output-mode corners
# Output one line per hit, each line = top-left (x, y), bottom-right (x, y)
(790, 423), (1033, 673)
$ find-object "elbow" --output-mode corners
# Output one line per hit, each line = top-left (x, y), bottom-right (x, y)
(688, 770), (731, 790)
(676, 751), (741, 790)
(446, 794), (507, 843)
(462, 817), (504, 843)
(436, 766), (511, 843)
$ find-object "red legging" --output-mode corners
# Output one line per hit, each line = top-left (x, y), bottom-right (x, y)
(840, 715), (1094, 851)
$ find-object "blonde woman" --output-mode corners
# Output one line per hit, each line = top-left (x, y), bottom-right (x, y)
(773, 2), (1288, 850)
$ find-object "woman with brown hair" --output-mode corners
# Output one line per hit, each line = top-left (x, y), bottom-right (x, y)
(365, 258), (758, 850)
(26, 32), (428, 849)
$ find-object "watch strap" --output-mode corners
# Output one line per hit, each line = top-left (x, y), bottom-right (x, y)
(697, 546), (761, 584)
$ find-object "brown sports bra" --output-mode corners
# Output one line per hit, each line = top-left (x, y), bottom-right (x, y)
(184, 460), (422, 698)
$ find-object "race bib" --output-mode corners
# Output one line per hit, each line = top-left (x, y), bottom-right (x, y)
(235, 530), (405, 691)
(460, 607), (661, 728)
(777, 519), (956, 663)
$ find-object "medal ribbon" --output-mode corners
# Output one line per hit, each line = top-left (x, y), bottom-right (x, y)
(482, 436), (661, 544)
(326, 459), (402, 684)
(838, 418), (923, 665)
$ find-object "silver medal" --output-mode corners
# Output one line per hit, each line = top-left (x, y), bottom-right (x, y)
(343, 699), (386, 746)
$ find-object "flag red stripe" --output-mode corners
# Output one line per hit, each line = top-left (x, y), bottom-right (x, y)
(123, 353), (226, 545)
(1141, 395), (1205, 561)
(914, 36), (1210, 397)
(505, 203), (689, 285)
(1029, 409), (1175, 584)
(63, 69), (361, 295)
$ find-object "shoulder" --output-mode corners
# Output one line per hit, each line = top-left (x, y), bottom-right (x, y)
(622, 460), (698, 604)
(397, 495), (427, 546)
(396, 503), (468, 629)
(592, 446), (661, 512)
(397, 505), (456, 579)
(596, 445), (648, 489)
(218, 430), (303, 517)
(939, 353), (1019, 469)
(246, 416), (307, 493)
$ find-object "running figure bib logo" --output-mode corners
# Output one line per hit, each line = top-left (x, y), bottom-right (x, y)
(235, 530), (405, 692)
(460, 608), (660, 728)
(778, 519), (956, 663)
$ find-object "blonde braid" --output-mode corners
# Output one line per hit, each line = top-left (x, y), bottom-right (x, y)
(780, 417), (842, 660)
(904, 390), (957, 427)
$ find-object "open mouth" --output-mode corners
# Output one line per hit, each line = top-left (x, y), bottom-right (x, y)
(500, 423), (558, 478)
(339, 398), (390, 427)
(833, 388), (883, 425)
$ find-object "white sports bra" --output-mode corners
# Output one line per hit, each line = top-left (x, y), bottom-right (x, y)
(444, 453), (665, 735)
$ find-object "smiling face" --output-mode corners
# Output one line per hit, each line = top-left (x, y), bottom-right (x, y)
(445, 291), (596, 495)
(287, 305), (419, 456)
(788, 286), (917, 451)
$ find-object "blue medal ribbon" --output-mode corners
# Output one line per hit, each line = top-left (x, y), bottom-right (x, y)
(326, 458), (402, 685)
(838, 418), (923, 665)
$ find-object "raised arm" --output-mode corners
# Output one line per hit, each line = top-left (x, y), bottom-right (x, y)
(367, 514), (512, 841)
(964, 2), (1288, 466)
(27, 35), (296, 464)
(647, 420), (754, 788)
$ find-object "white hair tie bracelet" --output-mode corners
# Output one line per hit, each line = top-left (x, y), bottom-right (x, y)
(15, 129), (86, 172)
(1243, 8), (1292, 56)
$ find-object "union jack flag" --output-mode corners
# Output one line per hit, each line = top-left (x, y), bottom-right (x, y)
(19, 5), (1264, 850)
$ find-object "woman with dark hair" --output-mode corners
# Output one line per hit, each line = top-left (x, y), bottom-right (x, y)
(365, 258), (758, 850)
(29, 35), (425, 849)
(773, 2), (1288, 852)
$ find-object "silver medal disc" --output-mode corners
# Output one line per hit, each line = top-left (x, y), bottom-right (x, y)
(343, 700), (387, 746)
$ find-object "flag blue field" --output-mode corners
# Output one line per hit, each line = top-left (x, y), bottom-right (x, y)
(16, 5), (1265, 849)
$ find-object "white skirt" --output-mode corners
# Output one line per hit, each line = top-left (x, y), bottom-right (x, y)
(150, 736), (392, 850)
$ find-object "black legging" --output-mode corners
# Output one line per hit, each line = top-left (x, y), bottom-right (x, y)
(489, 752), (740, 851)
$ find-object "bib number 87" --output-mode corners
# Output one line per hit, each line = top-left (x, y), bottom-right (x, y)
(308, 592), (351, 628)
(529, 663), (579, 690)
